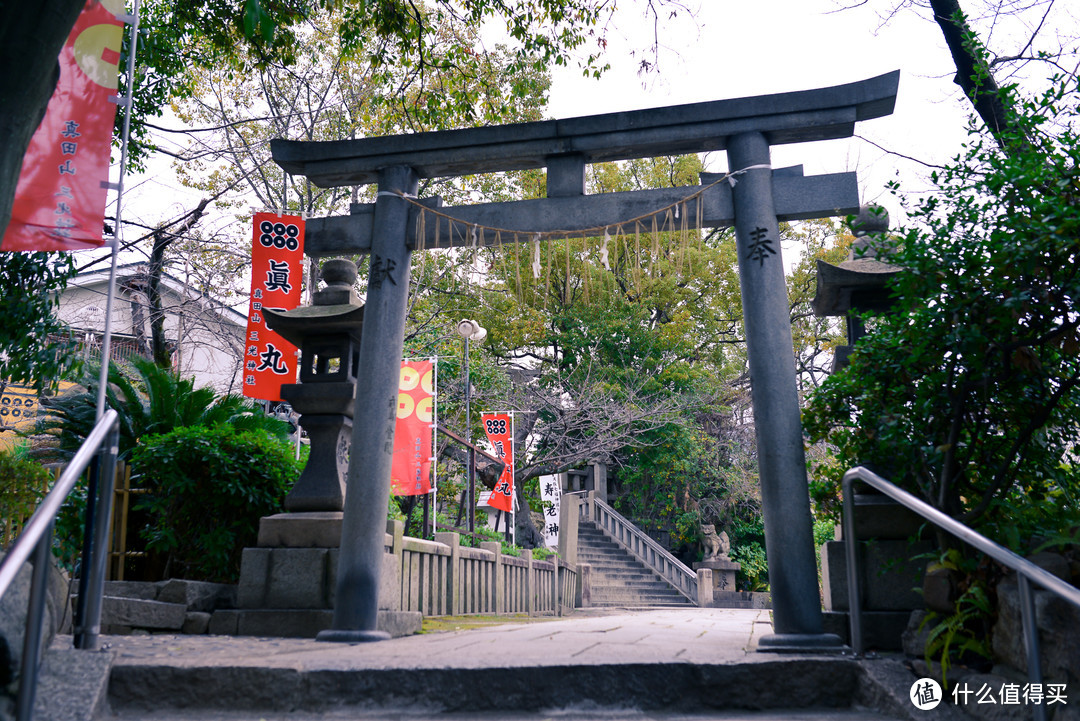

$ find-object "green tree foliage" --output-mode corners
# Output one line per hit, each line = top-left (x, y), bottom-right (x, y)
(35, 356), (289, 459)
(0, 252), (78, 393)
(414, 155), (838, 556)
(129, 0), (631, 166)
(165, 7), (551, 300)
(131, 424), (301, 581)
(0, 447), (54, 549)
(804, 78), (1080, 548)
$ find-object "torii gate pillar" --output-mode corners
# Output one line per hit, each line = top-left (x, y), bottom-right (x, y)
(316, 166), (418, 642)
(729, 133), (838, 650)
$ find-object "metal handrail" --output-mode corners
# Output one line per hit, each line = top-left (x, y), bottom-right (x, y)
(0, 409), (119, 721)
(589, 495), (697, 602)
(843, 466), (1080, 721)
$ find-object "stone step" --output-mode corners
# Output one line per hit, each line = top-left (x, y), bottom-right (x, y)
(110, 710), (902, 720)
(589, 591), (692, 603)
(578, 556), (648, 569)
(105, 646), (905, 719)
(591, 584), (683, 596)
(587, 587), (685, 596)
(575, 518), (696, 609)
(589, 571), (664, 583)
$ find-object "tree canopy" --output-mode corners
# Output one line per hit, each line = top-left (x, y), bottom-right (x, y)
(0, 0), (687, 237)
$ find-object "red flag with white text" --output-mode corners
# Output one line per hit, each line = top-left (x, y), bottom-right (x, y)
(1, 0), (124, 251)
(482, 412), (514, 512)
(391, 359), (436, 496)
(242, 213), (304, 401)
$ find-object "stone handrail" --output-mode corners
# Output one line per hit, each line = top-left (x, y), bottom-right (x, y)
(584, 495), (697, 603)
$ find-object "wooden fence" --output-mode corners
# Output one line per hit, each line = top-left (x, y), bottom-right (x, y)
(386, 521), (577, 617)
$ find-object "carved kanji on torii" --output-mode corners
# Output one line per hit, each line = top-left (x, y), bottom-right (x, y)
(271, 71), (900, 650)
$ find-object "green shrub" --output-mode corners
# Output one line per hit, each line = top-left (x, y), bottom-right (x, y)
(131, 425), (301, 582)
(0, 448), (53, 548)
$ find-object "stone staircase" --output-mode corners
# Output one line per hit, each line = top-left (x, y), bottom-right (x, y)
(31, 611), (934, 721)
(578, 519), (694, 607)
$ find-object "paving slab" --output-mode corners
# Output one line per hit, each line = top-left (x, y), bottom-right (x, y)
(84, 608), (945, 720)
(105, 608), (772, 672)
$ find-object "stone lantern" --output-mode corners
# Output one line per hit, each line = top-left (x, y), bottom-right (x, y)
(811, 204), (900, 371)
(264, 258), (364, 513)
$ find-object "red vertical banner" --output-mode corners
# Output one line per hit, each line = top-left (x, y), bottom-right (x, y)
(391, 359), (435, 496)
(1, 0), (124, 251)
(242, 213), (304, 401)
(482, 412), (514, 512)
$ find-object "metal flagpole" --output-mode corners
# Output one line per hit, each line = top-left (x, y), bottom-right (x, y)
(94, 0), (140, 418)
(75, 0), (141, 650)
(510, 411), (516, 546)
(429, 355), (438, 538)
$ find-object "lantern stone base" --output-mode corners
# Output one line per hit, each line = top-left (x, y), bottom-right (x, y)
(694, 558), (740, 595)
(217, 516), (420, 639)
(208, 608), (419, 639)
(257, 512), (344, 548)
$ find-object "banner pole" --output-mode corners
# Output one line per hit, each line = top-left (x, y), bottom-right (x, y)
(510, 411), (516, 546)
(94, 0), (141, 420)
(430, 355), (438, 539)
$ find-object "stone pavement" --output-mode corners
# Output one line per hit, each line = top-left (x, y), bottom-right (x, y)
(41, 607), (947, 720)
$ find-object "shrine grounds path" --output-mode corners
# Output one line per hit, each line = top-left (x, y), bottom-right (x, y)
(38, 606), (955, 720)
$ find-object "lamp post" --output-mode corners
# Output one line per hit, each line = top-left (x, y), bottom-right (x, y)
(456, 319), (487, 534)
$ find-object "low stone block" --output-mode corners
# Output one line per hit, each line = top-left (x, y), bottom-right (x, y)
(993, 576), (1080, 681)
(101, 596), (187, 630)
(378, 610), (422, 638)
(182, 611), (212, 635)
(1, 555), (32, 686)
(822, 609), (912, 651)
(158, 579), (236, 612)
(224, 609), (420, 638)
(102, 580), (161, 601)
(265, 548), (332, 609)
(33, 646), (114, 721)
(821, 539), (930, 612)
(208, 610), (239, 636)
(236, 609), (334, 638)
(848, 494), (927, 540)
(257, 512), (344, 548)
(238, 547), (272, 609)
(902, 609), (931, 657)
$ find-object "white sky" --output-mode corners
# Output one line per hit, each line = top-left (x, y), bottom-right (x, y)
(106, 0), (1067, 266)
(547, 0), (973, 209)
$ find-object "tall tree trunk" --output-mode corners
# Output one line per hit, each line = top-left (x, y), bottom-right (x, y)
(928, 0), (1021, 151)
(146, 199), (211, 368)
(0, 0), (84, 236)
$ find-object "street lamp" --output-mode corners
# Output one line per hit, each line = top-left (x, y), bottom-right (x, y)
(456, 319), (487, 534)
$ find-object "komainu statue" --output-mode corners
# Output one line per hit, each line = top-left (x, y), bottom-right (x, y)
(701, 524), (731, 562)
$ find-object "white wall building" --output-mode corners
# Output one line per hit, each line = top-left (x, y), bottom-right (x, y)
(57, 262), (247, 393)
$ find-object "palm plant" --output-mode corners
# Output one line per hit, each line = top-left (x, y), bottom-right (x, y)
(34, 356), (289, 458)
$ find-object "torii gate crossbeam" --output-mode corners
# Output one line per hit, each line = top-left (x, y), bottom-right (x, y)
(272, 71), (899, 651)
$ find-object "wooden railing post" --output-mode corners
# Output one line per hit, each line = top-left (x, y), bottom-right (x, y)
(434, 531), (460, 615)
(385, 519), (404, 612)
(480, 541), (501, 614)
(558, 494), (580, 565)
(522, 549), (534, 616)
(550, 554), (560, 615)
(696, 568), (714, 607)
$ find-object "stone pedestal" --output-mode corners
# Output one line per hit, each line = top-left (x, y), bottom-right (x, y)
(694, 558), (740, 594)
(211, 516), (419, 639)
(820, 492), (929, 650)
(258, 512), (344, 548)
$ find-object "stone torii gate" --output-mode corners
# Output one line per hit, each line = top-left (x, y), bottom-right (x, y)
(271, 70), (899, 650)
